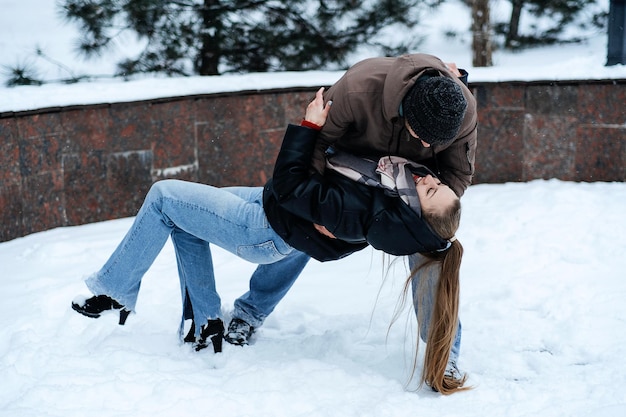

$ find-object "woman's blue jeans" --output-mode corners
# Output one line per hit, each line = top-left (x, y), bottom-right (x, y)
(85, 180), (309, 338)
(84, 179), (459, 360)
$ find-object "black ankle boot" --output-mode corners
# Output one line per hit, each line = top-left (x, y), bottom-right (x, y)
(72, 295), (131, 325)
(194, 319), (224, 353)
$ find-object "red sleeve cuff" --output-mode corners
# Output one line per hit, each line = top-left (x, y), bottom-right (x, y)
(300, 119), (323, 131)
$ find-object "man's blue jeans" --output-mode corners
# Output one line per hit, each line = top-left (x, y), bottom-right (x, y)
(408, 253), (462, 363)
(85, 180), (309, 338)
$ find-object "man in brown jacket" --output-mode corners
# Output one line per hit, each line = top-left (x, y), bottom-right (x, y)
(227, 54), (477, 386)
(313, 53), (477, 197)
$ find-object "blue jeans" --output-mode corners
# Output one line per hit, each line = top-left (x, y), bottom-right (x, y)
(85, 180), (309, 338)
(408, 253), (462, 363)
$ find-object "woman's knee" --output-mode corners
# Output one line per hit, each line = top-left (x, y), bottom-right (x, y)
(147, 179), (183, 200)
(141, 180), (176, 212)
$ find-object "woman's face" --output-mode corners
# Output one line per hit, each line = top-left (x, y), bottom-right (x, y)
(413, 174), (457, 214)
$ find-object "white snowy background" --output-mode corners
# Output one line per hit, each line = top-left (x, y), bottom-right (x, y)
(1, 1), (626, 416)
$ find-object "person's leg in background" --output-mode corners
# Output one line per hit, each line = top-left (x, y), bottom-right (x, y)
(408, 253), (463, 376)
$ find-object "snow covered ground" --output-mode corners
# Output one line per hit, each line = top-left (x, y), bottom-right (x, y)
(2, 180), (626, 417)
(1, 0), (626, 416)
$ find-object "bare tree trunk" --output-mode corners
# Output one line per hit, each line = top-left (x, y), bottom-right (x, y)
(472, 0), (493, 67)
(197, 0), (222, 75)
(506, 0), (524, 49)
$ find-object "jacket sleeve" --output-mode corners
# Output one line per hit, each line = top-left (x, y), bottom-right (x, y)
(436, 121), (477, 197)
(269, 124), (347, 231)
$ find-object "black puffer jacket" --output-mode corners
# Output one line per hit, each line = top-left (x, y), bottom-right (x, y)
(263, 124), (448, 262)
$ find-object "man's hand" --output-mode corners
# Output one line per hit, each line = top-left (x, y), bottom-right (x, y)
(445, 62), (462, 77)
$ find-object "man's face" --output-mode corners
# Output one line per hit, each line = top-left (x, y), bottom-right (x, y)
(405, 120), (431, 148)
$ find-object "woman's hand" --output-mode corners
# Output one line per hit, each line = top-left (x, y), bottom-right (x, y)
(314, 223), (336, 239)
(304, 87), (332, 127)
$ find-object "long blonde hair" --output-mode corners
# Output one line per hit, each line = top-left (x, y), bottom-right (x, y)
(404, 197), (470, 394)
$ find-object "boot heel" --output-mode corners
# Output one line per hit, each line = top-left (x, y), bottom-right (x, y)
(194, 319), (225, 353)
(184, 319), (197, 343)
(210, 333), (223, 353)
(119, 309), (131, 325)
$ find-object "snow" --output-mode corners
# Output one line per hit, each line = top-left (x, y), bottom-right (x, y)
(2, 180), (626, 416)
(2, 1), (626, 416)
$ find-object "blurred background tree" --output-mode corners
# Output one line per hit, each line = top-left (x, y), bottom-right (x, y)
(58, 0), (429, 77)
(4, 0), (608, 85)
(495, 0), (606, 49)
(471, 0), (492, 66)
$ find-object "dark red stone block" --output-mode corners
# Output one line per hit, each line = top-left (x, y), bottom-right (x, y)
(474, 108), (526, 184)
(0, 183), (24, 241)
(15, 112), (63, 141)
(63, 151), (108, 225)
(60, 106), (112, 153)
(574, 125), (626, 182)
(195, 95), (268, 187)
(20, 171), (66, 236)
(278, 91), (318, 123)
(18, 133), (63, 177)
(525, 84), (579, 117)
(577, 83), (626, 125)
(522, 114), (578, 181)
(105, 150), (153, 218)
(108, 102), (155, 151)
(149, 99), (197, 174)
(242, 95), (276, 132)
(475, 84), (524, 111)
(0, 118), (20, 185)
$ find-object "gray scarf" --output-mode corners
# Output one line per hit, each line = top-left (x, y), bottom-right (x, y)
(325, 147), (435, 217)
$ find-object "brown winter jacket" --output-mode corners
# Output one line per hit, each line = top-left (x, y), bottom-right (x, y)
(312, 53), (478, 197)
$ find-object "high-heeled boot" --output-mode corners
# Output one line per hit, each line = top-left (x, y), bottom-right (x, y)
(72, 295), (131, 325)
(194, 319), (224, 353)
(184, 319), (197, 343)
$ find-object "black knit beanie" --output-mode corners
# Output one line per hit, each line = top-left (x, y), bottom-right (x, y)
(402, 76), (468, 146)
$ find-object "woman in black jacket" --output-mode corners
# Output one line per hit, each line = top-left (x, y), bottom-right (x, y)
(72, 88), (463, 393)
(263, 123), (455, 262)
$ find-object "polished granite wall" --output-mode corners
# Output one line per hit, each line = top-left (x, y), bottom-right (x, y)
(475, 81), (626, 183)
(1, 81), (625, 242)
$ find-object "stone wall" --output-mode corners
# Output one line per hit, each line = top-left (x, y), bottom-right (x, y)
(475, 80), (626, 183)
(1, 80), (625, 242)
